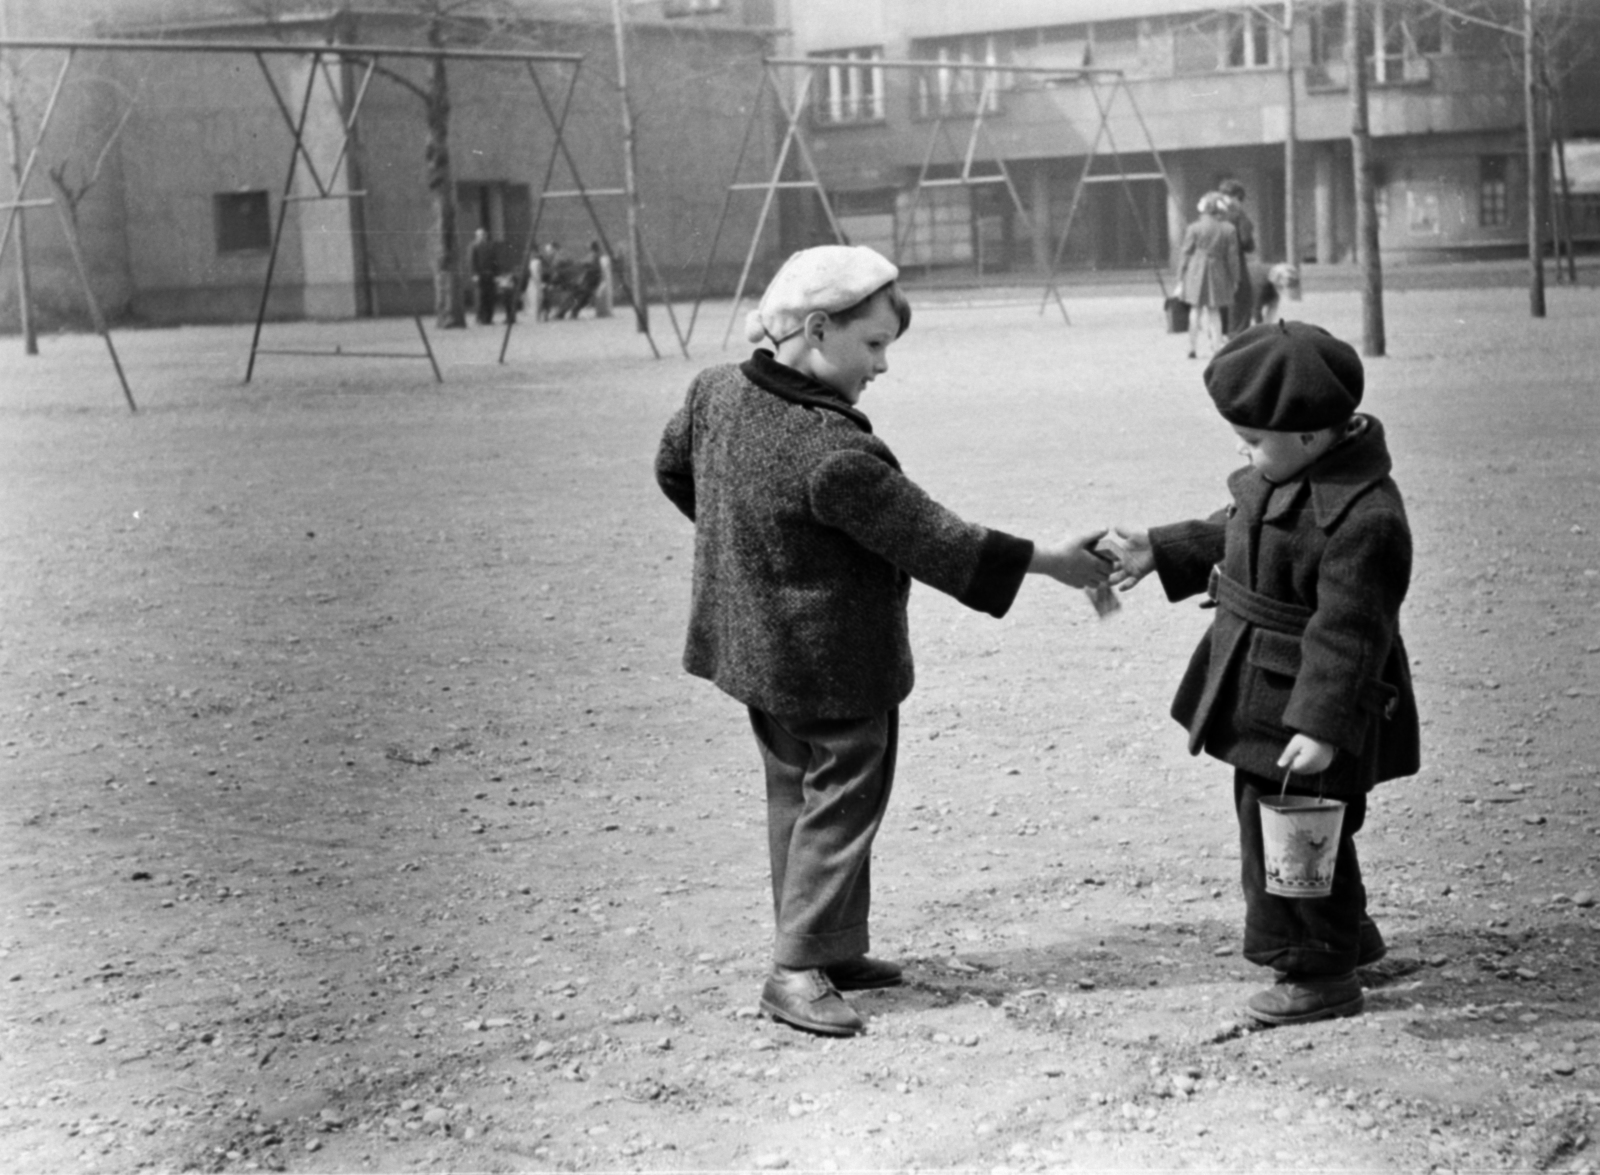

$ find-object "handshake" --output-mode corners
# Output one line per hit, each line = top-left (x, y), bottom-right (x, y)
(1030, 526), (1159, 617)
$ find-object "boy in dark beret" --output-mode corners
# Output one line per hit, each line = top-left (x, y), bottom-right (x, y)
(1105, 321), (1419, 1026)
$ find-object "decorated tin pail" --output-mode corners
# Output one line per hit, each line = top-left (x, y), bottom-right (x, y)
(1259, 795), (1346, 899)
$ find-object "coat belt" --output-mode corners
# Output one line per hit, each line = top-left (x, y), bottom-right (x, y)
(1208, 566), (1312, 636)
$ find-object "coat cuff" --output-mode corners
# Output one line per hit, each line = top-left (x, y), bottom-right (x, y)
(959, 530), (1034, 618)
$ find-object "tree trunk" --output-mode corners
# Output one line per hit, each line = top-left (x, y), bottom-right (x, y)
(425, 34), (464, 329)
(1523, 0), (1546, 317)
(1347, 0), (1385, 357)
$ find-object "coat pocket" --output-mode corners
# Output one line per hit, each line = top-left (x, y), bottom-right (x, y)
(1240, 627), (1301, 737)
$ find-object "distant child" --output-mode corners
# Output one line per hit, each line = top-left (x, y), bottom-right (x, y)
(1105, 322), (1420, 1027)
(655, 245), (1109, 1037)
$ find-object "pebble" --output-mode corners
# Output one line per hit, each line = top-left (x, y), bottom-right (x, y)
(1552, 1060), (1577, 1076)
(1355, 1112), (1377, 1130)
(1575, 892), (1596, 908)
(422, 1107), (448, 1126)
(531, 1040), (556, 1060)
(752, 1155), (789, 1170)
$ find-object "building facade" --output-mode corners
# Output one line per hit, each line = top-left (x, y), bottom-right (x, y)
(660, 0), (1600, 276)
(0, 0), (776, 328)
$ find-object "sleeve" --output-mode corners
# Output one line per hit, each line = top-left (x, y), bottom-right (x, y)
(1149, 510), (1228, 602)
(1179, 224), (1197, 265)
(654, 394), (697, 521)
(1239, 213), (1257, 256)
(808, 448), (1034, 618)
(1284, 510), (1412, 753)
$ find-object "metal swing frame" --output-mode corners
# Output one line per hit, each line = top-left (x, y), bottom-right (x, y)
(685, 55), (1177, 350)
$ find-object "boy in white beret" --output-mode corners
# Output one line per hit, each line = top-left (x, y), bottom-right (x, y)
(656, 245), (1110, 1037)
(1104, 321), (1420, 1027)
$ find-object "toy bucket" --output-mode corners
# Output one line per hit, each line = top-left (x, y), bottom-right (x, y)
(1163, 296), (1190, 333)
(1259, 795), (1345, 898)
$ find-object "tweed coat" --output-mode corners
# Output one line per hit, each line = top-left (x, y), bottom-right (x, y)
(655, 351), (1034, 719)
(1178, 214), (1242, 310)
(1148, 415), (1419, 797)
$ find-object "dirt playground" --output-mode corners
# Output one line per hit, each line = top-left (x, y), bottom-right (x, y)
(1, 281), (1598, 1173)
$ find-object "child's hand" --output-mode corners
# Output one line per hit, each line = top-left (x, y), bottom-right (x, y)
(1030, 529), (1111, 589)
(1099, 527), (1156, 590)
(1277, 734), (1336, 775)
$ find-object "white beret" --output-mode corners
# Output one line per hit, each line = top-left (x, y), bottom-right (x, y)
(744, 245), (899, 346)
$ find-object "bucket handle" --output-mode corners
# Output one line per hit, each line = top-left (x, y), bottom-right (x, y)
(1279, 767), (1327, 801)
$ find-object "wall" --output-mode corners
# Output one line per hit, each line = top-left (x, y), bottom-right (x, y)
(2, 7), (776, 329)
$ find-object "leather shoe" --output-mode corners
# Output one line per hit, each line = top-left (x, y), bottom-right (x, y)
(1246, 972), (1364, 1026)
(824, 956), (904, 991)
(760, 968), (863, 1037)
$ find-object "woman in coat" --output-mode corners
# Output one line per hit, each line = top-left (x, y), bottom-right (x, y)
(1177, 191), (1242, 360)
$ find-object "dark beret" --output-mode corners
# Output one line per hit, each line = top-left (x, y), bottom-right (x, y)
(1204, 321), (1364, 432)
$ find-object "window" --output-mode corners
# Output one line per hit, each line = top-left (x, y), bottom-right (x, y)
(1310, 1), (1437, 85)
(1309, 3), (1345, 68)
(810, 48), (885, 125)
(1225, 9), (1274, 69)
(1375, 3), (1439, 83)
(911, 35), (1009, 117)
(1088, 19), (1144, 72)
(214, 191), (271, 254)
(1480, 156), (1509, 227)
(1175, 7), (1279, 73)
(663, 0), (724, 15)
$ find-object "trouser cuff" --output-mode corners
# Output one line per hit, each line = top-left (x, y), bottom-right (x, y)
(774, 925), (869, 970)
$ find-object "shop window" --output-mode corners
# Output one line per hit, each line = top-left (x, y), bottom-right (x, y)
(214, 190), (271, 254)
(810, 48), (886, 125)
(1480, 156), (1509, 227)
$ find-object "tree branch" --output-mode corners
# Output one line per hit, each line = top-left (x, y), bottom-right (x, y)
(1417, 0), (1521, 38)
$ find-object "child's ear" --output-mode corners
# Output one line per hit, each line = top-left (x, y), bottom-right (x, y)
(802, 310), (829, 344)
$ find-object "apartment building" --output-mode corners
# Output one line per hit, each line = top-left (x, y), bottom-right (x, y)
(0, 0), (774, 327)
(661, 0), (1600, 274)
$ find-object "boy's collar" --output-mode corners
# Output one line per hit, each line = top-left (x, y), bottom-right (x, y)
(1232, 415), (1393, 530)
(741, 349), (873, 433)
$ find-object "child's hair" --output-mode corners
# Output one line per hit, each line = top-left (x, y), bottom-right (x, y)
(1219, 178), (1247, 201)
(1197, 191), (1228, 217)
(829, 281), (912, 338)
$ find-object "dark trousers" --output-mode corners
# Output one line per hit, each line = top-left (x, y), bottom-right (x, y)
(748, 707), (897, 969)
(474, 274), (497, 323)
(1235, 769), (1370, 977)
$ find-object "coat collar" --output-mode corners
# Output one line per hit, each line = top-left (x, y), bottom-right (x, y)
(741, 349), (873, 433)
(1227, 415), (1393, 530)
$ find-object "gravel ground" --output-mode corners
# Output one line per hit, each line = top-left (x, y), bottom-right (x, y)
(1, 276), (1598, 1173)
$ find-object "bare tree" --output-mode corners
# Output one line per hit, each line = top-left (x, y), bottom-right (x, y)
(1420, 0), (1598, 310)
(243, 0), (524, 329)
(1347, 0), (1385, 355)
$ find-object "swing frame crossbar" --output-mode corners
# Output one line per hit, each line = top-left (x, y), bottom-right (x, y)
(0, 34), (672, 402)
(687, 56), (1177, 349)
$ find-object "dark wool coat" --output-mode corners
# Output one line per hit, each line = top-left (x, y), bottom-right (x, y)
(1178, 215), (1241, 310)
(656, 351), (1034, 719)
(1149, 415), (1420, 798)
